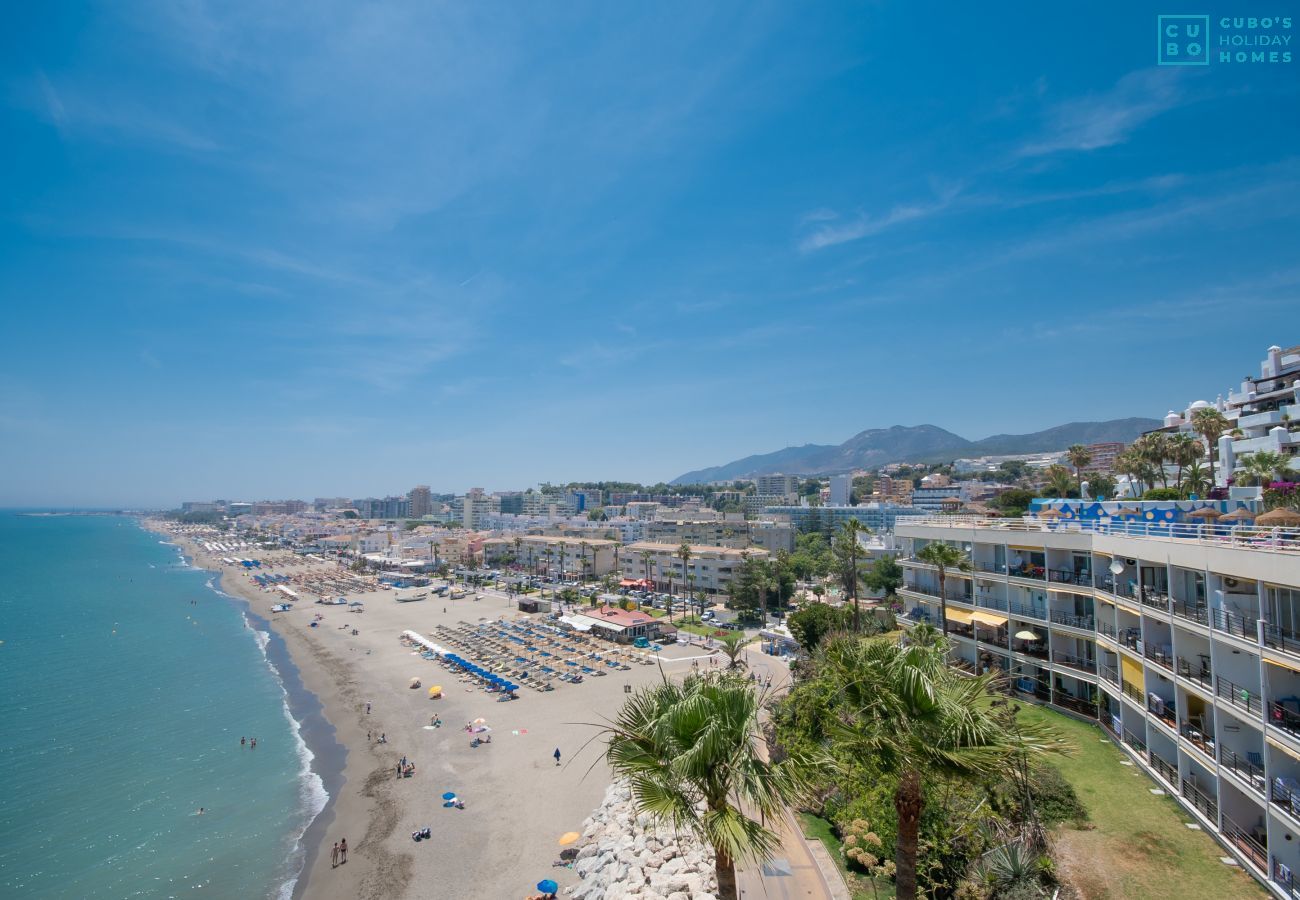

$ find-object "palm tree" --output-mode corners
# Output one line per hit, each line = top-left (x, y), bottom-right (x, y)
(1183, 459), (1210, 497)
(1045, 464), (1073, 498)
(543, 548), (556, 581)
(915, 541), (970, 637)
(640, 550), (653, 590)
(833, 518), (869, 632)
(1133, 433), (1170, 489)
(1066, 444), (1092, 493)
(1190, 407), (1230, 486)
(678, 541), (693, 603)
(1115, 448), (1149, 497)
(558, 544), (568, 581)
(822, 632), (1062, 900)
(579, 540), (590, 584)
(602, 674), (813, 900)
(512, 535), (523, 570)
(717, 631), (757, 669)
(1239, 450), (1288, 487)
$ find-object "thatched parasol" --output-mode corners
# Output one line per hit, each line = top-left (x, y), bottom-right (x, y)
(1037, 508), (1062, 518)
(1116, 507), (1142, 517)
(1219, 507), (1256, 522)
(1186, 507), (1222, 520)
(1256, 507), (1300, 526)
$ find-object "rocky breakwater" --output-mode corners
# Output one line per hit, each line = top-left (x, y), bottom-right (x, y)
(565, 781), (719, 900)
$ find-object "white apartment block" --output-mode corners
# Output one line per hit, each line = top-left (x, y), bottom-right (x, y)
(755, 474), (798, 495)
(643, 519), (795, 554)
(829, 474), (851, 506)
(481, 535), (617, 577)
(896, 514), (1300, 896)
(619, 541), (769, 594)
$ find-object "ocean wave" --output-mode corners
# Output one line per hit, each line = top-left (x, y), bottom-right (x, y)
(240, 612), (329, 900)
(157, 540), (177, 546)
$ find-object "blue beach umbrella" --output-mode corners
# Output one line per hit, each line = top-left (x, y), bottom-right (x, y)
(442, 791), (457, 800)
(537, 879), (559, 894)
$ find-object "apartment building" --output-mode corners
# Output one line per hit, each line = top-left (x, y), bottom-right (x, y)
(618, 541), (769, 594)
(481, 535), (617, 577)
(755, 474), (798, 496)
(643, 519), (795, 554)
(764, 503), (928, 535)
(895, 512), (1300, 896)
(407, 485), (433, 519)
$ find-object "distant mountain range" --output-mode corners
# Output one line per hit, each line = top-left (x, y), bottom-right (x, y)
(670, 418), (1160, 484)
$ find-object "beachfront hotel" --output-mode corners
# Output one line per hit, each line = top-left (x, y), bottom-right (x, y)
(895, 511), (1300, 897)
(617, 541), (769, 594)
(481, 534), (618, 577)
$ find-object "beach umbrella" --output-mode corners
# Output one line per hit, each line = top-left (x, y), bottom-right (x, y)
(1116, 507), (1142, 517)
(1220, 507), (1255, 522)
(537, 880), (559, 895)
(429, 686), (443, 696)
(1037, 509), (1062, 518)
(473, 717), (487, 725)
(1257, 508), (1300, 526)
(442, 791), (458, 800)
(558, 832), (581, 846)
(1186, 507), (1222, 520)
(1015, 630), (1040, 641)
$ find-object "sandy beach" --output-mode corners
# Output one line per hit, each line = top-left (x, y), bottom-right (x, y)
(151, 522), (712, 900)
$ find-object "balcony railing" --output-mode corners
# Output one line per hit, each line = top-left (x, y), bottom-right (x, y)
(1119, 631), (1140, 651)
(1220, 746), (1267, 796)
(897, 515), (1300, 556)
(1181, 778), (1218, 824)
(1270, 701), (1300, 738)
(1122, 681), (1145, 705)
(1217, 675), (1263, 716)
(1171, 600), (1210, 627)
(1097, 620), (1117, 640)
(1138, 590), (1172, 613)
(1008, 562), (1046, 581)
(1012, 642), (1049, 660)
(1143, 644), (1174, 671)
(1007, 599), (1046, 620)
(1095, 573), (1116, 593)
(1179, 720), (1214, 759)
(1148, 750), (1178, 787)
(1052, 651), (1097, 674)
(1052, 691), (1097, 717)
(976, 596), (1009, 612)
(1272, 778), (1300, 823)
(1050, 609), (1095, 630)
(1264, 622), (1300, 657)
(1148, 699), (1177, 731)
(1272, 856), (1300, 900)
(1047, 567), (1093, 587)
(1212, 607), (1259, 641)
(1223, 811), (1268, 873)
(1123, 728), (1147, 755)
(973, 561), (1005, 575)
(1176, 656), (1213, 692)
(1099, 662), (1120, 685)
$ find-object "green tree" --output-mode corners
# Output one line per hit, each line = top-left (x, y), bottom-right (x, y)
(1044, 464), (1074, 498)
(601, 674), (814, 900)
(864, 555), (904, 601)
(1239, 450), (1288, 487)
(991, 488), (1035, 516)
(677, 541), (693, 614)
(1169, 434), (1202, 494)
(1190, 407), (1229, 487)
(819, 632), (1062, 900)
(915, 541), (970, 637)
(833, 518), (871, 632)
(787, 602), (853, 651)
(1066, 444), (1092, 492)
(717, 630), (758, 669)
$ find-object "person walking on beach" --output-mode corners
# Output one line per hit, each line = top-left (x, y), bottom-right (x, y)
(339, 838), (348, 863)
(331, 842), (339, 868)
(366, 702), (371, 714)
(554, 747), (562, 767)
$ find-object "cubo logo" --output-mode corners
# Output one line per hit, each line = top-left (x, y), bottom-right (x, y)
(1158, 14), (1210, 65)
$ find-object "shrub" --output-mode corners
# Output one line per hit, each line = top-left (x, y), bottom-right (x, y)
(1142, 488), (1183, 501)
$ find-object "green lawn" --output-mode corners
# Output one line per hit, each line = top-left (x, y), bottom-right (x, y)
(798, 812), (893, 900)
(1014, 704), (1266, 900)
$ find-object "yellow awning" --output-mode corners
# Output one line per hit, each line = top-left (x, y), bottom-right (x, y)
(1095, 594), (1115, 606)
(1120, 654), (1145, 693)
(946, 608), (974, 625)
(1009, 545), (1043, 552)
(1265, 655), (1300, 675)
(971, 610), (1008, 627)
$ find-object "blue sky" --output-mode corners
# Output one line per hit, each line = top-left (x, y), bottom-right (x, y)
(2, 2), (1298, 506)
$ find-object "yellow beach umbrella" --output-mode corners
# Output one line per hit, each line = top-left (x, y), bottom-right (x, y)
(558, 832), (581, 846)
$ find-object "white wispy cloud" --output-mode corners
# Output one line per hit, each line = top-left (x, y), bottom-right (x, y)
(1018, 68), (1187, 157)
(797, 184), (962, 253)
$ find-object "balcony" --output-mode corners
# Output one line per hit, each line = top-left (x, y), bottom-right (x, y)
(1180, 720), (1215, 759)
(973, 561), (1005, 575)
(1099, 662), (1120, 685)
(1270, 700), (1300, 739)
(1007, 599), (1046, 620)
(1049, 609), (1095, 630)
(1272, 857), (1300, 900)
(1138, 589), (1172, 614)
(1095, 573), (1116, 594)
(1122, 681), (1145, 705)
(1217, 675), (1264, 716)
(1052, 651), (1097, 675)
(1011, 641), (1049, 661)
(1007, 563), (1046, 582)
(1176, 655), (1213, 692)
(1148, 750), (1178, 787)
(1212, 607), (1259, 642)
(1123, 728), (1147, 755)
(1052, 691), (1096, 717)
(1171, 600), (1210, 627)
(1271, 777), (1300, 824)
(1148, 698), (1177, 731)
(1047, 567), (1093, 588)
(1143, 644), (1174, 672)
(1119, 630), (1141, 652)
(1097, 620), (1117, 640)
(1220, 746), (1267, 796)
(1264, 622), (1300, 657)
(1223, 811), (1268, 874)
(1181, 778), (1218, 824)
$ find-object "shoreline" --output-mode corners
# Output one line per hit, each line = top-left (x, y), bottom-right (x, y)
(149, 520), (710, 900)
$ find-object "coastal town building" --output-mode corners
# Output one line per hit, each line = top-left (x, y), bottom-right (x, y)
(481, 535), (617, 577)
(618, 541), (769, 594)
(909, 485), (967, 512)
(829, 474), (851, 506)
(755, 474), (798, 496)
(763, 503), (928, 535)
(896, 511), (1300, 895)
(1084, 442), (1125, 473)
(643, 518), (795, 554)
(407, 485), (433, 519)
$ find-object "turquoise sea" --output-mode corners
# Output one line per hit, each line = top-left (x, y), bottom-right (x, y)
(0, 513), (327, 899)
